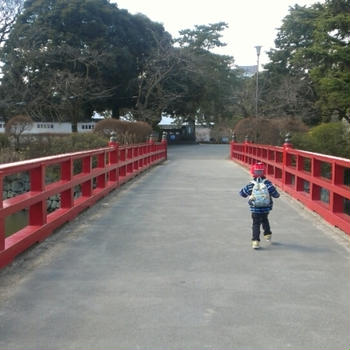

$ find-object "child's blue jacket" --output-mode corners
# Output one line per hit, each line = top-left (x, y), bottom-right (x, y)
(239, 177), (280, 213)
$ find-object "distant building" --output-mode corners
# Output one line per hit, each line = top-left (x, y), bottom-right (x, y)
(237, 65), (257, 77)
(0, 121), (96, 134)
(159, 124), (196, 144)
(158, 115), (196, 144)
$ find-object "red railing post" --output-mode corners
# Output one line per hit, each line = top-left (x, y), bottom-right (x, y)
(82, 156), (92, 197)
(29, 164), (46, 226)
(108, 132), (119, 183)
(282, 133), (292, 189)
(149, 135), (155, 164)
(139, 144), (144, 169)
(97, 152), (106, 188)
(244, 135), (249, 165)
(127, 146), (133, 174)
(0, 172), (4, 250)
(119, 146), (126, 178)
(133, 145), (139, 172)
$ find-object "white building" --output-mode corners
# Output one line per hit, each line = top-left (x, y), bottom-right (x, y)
(0, 121), (96, 134)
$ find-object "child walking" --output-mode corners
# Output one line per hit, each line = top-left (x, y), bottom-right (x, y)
(239, 162), (280, 249)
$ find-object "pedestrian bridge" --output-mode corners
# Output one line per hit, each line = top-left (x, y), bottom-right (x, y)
(0, 144), (349, 349)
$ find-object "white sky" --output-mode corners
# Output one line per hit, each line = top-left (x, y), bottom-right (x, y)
(115, 0), (322, 68)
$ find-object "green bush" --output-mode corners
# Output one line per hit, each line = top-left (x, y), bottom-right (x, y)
(292, 122), (350, 158)
(0, 134), (10, 148)
(0, 147), (23, 164)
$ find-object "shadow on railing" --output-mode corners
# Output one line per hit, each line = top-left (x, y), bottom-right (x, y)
(0, 136), (167, 269)
(230, 134), (350, 235)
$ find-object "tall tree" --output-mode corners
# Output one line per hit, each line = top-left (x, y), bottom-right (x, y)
(264, 0), (350, 123)
(130, 43), (182, 127)
(304, 0), (350, 121)
(126, 22), (241, 127)
(263, 4), (321, 124)
(0, 0), (172, 128)
(176, 22), (229, 51)
(163, 23), (240, 125)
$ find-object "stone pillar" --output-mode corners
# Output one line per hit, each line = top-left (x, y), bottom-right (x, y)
(161, 132), (168, 160)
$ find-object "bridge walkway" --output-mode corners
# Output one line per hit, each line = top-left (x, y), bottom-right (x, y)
(0, 144), (349, 349)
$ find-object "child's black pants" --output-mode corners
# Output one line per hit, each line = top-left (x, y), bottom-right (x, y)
(251, 212), (271, 241)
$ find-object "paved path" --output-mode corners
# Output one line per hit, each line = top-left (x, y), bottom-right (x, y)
(0, 144), (349, 350)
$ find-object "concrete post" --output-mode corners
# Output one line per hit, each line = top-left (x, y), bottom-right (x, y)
(283, 132), (292, 149)
(161, 132), (168, 160)
(108, 131), (118, 147)
(282, 132), (292, 189)
(230, 133), (236, 160)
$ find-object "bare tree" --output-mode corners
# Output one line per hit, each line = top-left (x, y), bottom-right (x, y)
(5, 114), (33, 150)
(131, 40), (186, 126)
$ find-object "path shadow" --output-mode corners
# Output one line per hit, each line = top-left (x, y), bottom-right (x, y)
(264, 241), (330, 253)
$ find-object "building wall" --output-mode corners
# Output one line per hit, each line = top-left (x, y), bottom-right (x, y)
(24, 122), (72, 134)
(0, 121), (96, 134)
(195, 127), (211, 142)
(77, 122), (96, 133)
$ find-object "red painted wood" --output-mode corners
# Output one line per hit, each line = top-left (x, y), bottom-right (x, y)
(0, 140), (167, 268)
(230, 140), (350, 235)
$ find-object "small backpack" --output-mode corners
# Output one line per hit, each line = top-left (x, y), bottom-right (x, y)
(250, 179), (271, 207)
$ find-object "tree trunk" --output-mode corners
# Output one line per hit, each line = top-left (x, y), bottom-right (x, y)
(72, 121), (77, 133)
(112, 106), (120, 119)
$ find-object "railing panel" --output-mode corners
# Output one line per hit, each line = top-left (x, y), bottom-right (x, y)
(230, 140), (350, 234)
(0, 138), (167, 268)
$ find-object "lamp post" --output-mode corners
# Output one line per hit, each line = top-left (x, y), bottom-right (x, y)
(254, 45), (262, 119)
(254, 45), (262, 143)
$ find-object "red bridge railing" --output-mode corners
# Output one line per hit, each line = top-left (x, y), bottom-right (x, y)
(0, 138), (167, 268)
(230, 136), (350, 235)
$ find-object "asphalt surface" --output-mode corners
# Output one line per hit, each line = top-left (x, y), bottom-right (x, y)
(0, 144), (349, 350)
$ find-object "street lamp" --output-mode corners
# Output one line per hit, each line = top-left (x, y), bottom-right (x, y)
(254, 45), (262, 143)
(254, 45), (262, 119)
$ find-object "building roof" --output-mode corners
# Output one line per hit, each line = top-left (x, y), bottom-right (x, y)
(237, 65), (257, 77)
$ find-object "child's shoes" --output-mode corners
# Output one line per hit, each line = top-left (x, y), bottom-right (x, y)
(264, 234), (272, 242)
(252, 240), (260, 249)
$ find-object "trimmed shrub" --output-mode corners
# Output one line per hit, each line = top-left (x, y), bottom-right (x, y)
(210, 117), (242, 143)
(234, 117), (280, 145)
(234, 117), (308, 145)
(94, 119), (152, 144)
(22, 133), (108, 159)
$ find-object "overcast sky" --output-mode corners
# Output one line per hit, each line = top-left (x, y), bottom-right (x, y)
(115, 0), (322, 68)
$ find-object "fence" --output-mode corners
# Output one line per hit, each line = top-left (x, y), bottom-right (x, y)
(230, 136), (350, 235)
(0, 138), (167, 268)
